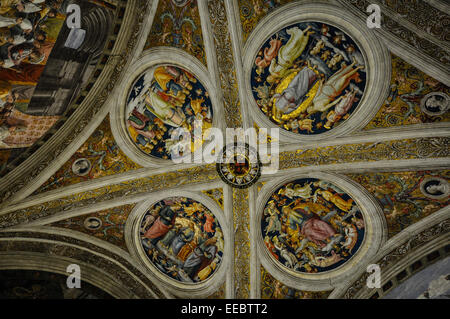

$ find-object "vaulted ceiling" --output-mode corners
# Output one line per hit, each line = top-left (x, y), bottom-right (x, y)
(0, 0), (448, 299)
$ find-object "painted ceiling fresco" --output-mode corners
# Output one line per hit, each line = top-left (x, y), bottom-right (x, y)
(384, 256), (450, 299)
(140, 197), (224, 283)
(0, 0), (447, 301)
(252, 22), (366, 135)
(51, 203), (136, 250)
(0, 1), (66, 162)
(261, 178), (365, 273)
(364, 54), (450, 130)
(346, 170), (450, 238)
(145, 0), (206, 65)
(35, 115), (140, 195)
(261, 266), (331, 299)
(126, 65), (213, 160)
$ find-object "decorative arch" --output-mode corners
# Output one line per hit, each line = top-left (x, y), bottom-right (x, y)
(0, 253), (125, 299)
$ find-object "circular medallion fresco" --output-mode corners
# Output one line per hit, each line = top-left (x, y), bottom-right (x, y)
(261, 178), (365, 273)
(126, 65), (213, 160)
(140, 197), (224, 283)
(216, 143), (261, 189)
(251, 22), (367, 135)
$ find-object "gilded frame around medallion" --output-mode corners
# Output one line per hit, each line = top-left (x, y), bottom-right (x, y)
(255, 171), (387, 291)
(243, 2), (391, 144)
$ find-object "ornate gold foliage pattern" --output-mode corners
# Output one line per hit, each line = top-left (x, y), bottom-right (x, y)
(233, 187), (250, 299)
(208, 0), (251, 299)
(202, 188), (224, 209)
(207, 0), (243, 128)
(0, 164), (218, 229)
(35, 116), (141, 195)
(279, 137), (449, 170)
(238, 0), (292, 43)
(256, 181), (266, 193)
(261, 266), (331, 299)
(345, 0), (449, 67)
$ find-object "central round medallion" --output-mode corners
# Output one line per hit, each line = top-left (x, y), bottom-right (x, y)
(216, 143), (261, 189)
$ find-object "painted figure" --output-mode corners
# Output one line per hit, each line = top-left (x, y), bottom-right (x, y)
(140, 198), (224, 283)
(268, 26), (314, 82)
(307, 59), (363, 115)
(271, 67), (318, 115)
(261, 178), (364, 273)
(255, 37), (282, 74)
(324, 89), (358, 129)
(144, 205), (177, 244)
(171, 225), (195, 255)
(183, 237), (217, 280)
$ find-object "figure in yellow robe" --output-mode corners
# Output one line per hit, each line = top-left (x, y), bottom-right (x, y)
(316, 189), (353, 212)
(268, 25), (314, 83)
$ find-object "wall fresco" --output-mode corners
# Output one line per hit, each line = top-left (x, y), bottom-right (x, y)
(0, 1), (66, 170)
